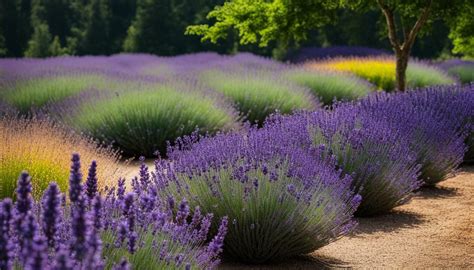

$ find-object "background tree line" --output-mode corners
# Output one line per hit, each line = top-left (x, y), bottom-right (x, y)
(0, 0), (464, 59)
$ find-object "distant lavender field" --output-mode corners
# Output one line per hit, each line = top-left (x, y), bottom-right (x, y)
(0, 51), (468, 157)
(0, 52), (375, 156)
(286, 46), (392, 63)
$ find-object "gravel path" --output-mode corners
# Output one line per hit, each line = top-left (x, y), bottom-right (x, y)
(221, 166), (474, 269)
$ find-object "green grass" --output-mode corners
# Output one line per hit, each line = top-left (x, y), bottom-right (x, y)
(284, 68), (374, 104)
(201, 70), (317, 124)
(66, 85), (237, 157)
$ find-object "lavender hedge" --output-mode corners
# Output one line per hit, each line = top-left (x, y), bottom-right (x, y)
(264, 109), (422, 216)
(358, 87), (471, 184)
(0, 153), (228, 269)
(160, 126), (361, 263)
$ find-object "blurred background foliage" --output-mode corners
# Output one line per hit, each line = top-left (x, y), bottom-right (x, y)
(0, 0), (469, 59)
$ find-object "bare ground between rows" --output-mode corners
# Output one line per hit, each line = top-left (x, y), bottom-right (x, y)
(220, 166), (474, 269)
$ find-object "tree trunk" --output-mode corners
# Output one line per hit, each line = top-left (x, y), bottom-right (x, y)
(377, 0), (432, 92)
(395, 50), (409, 92)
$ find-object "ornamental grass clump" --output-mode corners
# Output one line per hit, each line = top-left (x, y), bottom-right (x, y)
(283, 68), (374, 104)
(0, 115), (123, 199)
(265, 109), (422, 216)
(359, 89), (469, 185)
(60, 84), (238, 157)
(201, 70), (318, 124)
(161, 128), (361, 263)
(306, 57), (456, 91)
(0, 153), (227, 269)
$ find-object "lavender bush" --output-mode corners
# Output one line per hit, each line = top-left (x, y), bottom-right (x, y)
(200, 69), (317, 125)
(358, 87), (470, 185)
(160, 127), (361, 263)
(265, 108), (422, 216)
(56, 84), (238, 157)
(390, 85), (474, 162)
(283, 68), (374, 105)
(0, 153), (227, 269)
(438, 59), (474, 84)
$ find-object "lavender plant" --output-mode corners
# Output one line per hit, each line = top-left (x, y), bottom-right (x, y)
(358, 87), (470, 185)
(1, 75), (108, 114)
(0, 153), (227, 269)
(200, 70), (318, 125)
(390, 85), (474, 162)
(283, 68), (374, 105)
(438, 59), (474, 84)
(265, 108), (422, 216)
(59, 85), (238, 157)
(161, 127), (361, 263)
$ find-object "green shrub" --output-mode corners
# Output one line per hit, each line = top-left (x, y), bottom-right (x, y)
(2, 75), (108, 113)
(201, 70), (317, 124)
(407, 63), (457, 88)
(65, 85), (238, 157)
(284, 68), (374, 104)
(446, 65), (474, 84)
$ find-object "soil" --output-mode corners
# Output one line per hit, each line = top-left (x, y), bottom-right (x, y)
(221, 166), (474, 269)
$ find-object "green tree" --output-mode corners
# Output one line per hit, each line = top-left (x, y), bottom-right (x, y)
(448, 4), (473, 58)
(25, 23), (52, 57)
(49, 36), (68, 56)
(0, 0), (22, 56)
(79, 0), (111, 55)
(187, 0), (472, 91)
(123, 0), (180, 55)
(108, 0), (137, 54)
(0, 34), (6, 56)
(30, 0), (79, 51)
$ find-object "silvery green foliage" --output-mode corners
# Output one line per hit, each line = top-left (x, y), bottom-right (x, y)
(161, 126), (361, 263)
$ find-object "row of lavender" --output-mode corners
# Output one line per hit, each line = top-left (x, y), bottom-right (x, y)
(1, 84), (472, 268)
(0, 154), (228, 269)
(2, 52), (468, 157)
(159, 84), (473, 263)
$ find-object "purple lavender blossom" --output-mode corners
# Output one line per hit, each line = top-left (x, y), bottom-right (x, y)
(0, 199), (13, 270)
(69, 153), (83, 204)
(70, 193), (90, 261)
(16, 171), (33, 215)
(357, 86), (471, 184)
(2, 154), (226, 269)
(25, 235), (48, 270)
(41, 182), (62, 249)
(85, 160), (98, 202)
(52, 247), (74, 270)
(165, 122), (360, 262)
(112, 259), (131, 270)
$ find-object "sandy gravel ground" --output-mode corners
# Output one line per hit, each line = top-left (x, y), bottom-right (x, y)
(221, 166), (474, 269)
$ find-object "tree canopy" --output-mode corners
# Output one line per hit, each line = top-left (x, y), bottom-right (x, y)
(0, 0), (471, 59)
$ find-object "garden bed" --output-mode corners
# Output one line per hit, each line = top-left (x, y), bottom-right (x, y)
(221, 166), (474, 269)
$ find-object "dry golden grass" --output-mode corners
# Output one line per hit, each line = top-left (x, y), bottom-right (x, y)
(0, 115), (126, 199)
